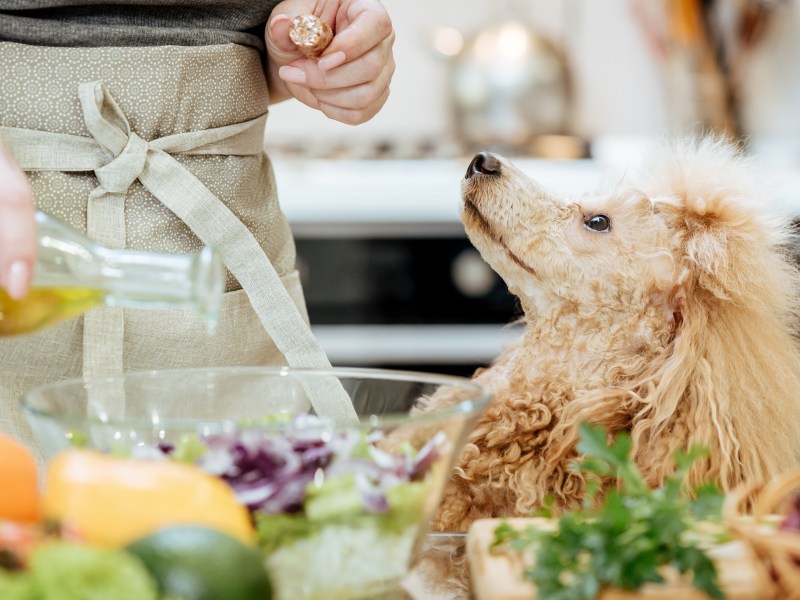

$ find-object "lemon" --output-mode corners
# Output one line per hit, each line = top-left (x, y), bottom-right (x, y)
(126, 526), (272, 600)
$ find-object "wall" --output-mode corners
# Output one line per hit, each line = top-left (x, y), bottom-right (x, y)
(264, 0), (800, 156)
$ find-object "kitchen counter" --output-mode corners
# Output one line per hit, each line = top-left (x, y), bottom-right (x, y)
(273, 159), (603, 232)
(310, 324), (523, 366)
(273, 157), (800, 229)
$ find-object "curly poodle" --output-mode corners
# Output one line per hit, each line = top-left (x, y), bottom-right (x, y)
(424, 137), (800, 533)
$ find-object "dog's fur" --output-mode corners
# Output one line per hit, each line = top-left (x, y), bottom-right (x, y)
(424, 137), (800, 533)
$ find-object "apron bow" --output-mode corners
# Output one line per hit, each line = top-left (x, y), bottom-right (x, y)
(79, 82), (149, 196)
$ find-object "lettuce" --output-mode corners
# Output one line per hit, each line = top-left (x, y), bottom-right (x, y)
(0, 543), (161, 600)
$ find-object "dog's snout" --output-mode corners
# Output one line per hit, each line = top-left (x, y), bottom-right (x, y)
(466, 152), (502, 179)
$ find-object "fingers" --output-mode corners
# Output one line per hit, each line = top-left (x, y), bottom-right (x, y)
(281, 72), (393, 126)
(318, 84), (390, 126)
(301, 31), (394, 89)
(268, 13), (299, 55)
(267, 0), (396, 125)
(264, 0), (318, 64)
(278, 28), (394, 124)
(282, 54), (393, 125)
(310, 58), (394, 111)
(281, 80), (321, 111)
(320, 3), (393, 67)
(0, 142), (35, 299)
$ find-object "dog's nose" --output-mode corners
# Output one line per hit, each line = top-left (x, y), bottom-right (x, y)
(466, 152), (502, 179)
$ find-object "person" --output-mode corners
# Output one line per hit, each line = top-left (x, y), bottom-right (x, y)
(0, 0), (395, 442)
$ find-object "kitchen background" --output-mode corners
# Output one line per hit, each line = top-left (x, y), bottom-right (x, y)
(266, 0), (800, 376)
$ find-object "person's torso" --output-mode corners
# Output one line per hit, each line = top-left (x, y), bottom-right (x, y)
(0, 0), (282, 51)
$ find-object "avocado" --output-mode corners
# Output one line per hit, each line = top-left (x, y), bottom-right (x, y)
(126, 526), (272, 600)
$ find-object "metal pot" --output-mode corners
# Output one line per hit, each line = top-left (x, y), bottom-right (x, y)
(449, 20), (572, 154)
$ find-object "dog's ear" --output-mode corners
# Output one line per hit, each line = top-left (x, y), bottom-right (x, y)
(578, 137), (800, 491)
(676, 201), (773, 304)
(639, 138), (795, 311)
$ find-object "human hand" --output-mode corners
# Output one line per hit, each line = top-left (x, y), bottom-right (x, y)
(0, 140), (34, 300)
(265, 0), (395, 125)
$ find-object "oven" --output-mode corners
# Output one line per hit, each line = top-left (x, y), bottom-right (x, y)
(295, 232), (522, 377)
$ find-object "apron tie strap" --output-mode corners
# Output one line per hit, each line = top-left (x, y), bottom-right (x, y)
(0, 81), (358, 423)
(77, 81), (143, 378)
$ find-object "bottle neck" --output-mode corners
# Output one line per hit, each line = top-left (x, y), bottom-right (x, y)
(32, 213), (223, 327)
(94, 246), (223, 325)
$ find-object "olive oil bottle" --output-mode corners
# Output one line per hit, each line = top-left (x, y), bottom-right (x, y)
(0, 212), (223, 336)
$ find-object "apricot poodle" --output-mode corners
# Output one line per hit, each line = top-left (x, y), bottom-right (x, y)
(424, 137), (800, 533)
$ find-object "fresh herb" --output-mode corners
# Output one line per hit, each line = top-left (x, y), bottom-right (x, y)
(491, 422), (726, 600)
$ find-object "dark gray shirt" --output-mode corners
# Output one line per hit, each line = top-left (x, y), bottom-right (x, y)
(0, 1), (282, 52)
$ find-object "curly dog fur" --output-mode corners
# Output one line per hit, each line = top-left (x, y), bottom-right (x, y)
(425, 137), (800, 533)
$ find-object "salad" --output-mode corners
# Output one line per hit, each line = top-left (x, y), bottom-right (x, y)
(0, 415), (446, 600)
(159, 415), (444, 600)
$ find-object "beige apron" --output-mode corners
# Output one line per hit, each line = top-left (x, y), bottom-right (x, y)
(0, 41), (356, 448)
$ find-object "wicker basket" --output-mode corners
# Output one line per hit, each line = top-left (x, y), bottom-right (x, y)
(725, 470), (800, 600)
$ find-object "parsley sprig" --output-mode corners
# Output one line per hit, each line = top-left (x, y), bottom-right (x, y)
(491, 422), (726, 600)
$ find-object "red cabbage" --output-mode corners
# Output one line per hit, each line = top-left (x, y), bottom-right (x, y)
(163, 416), (443, 515)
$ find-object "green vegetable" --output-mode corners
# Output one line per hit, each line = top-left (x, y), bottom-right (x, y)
(236, 413), (293, 427)
(305, 475), (364, 522)
(385, 481), (429, 532)
(65, 430), (89, 449)
(0, 570), (38, 600)
(126, 526), (272, 600)
(255, 513), (320, 555)
(34, 543), (160, 600)
(0, 542), (161, 600)
(171, 434), (207, 463)
(492, 422), (726, 600)
(255, 478), (430, 554)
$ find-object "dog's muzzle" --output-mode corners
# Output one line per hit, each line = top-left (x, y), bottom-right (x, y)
(466, 152), (502, 179)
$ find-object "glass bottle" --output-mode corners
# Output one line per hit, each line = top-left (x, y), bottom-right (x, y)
(0, 211), (224, 336)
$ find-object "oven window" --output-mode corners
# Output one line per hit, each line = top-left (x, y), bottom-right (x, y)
(297, 237), (521, 325)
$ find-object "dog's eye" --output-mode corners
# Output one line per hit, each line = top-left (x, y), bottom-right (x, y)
(584, 214), (611, 232)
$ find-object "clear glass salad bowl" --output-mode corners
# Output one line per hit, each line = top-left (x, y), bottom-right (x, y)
(21, 366), (490, 600)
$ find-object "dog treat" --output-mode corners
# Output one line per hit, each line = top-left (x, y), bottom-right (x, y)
(289, 15), (333, 59)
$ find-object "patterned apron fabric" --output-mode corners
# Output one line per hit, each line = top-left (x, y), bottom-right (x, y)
(0, 41), (357, 448)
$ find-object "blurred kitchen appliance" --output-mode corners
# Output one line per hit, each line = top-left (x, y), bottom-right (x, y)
(447, 18), (574, 155)
(295, 233), (521, 377)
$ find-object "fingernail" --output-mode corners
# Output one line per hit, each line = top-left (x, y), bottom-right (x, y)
(318, 51), (346, 71)
(6, 260), (30, 300)
(279, 66), (307, 84)
(270, 13), (290, 28)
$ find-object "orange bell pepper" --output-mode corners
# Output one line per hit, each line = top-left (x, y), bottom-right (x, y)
(0, 434), (40, 523)
(43, 450), (254, 547)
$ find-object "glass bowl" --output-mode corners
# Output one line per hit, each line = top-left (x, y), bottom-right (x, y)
(21, 366), (490, 600)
